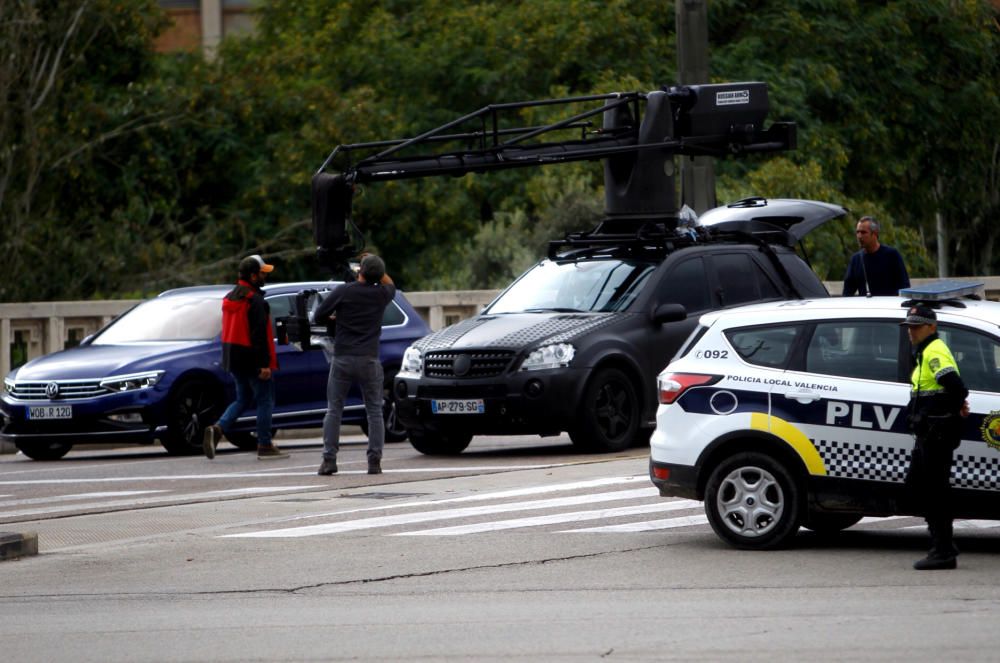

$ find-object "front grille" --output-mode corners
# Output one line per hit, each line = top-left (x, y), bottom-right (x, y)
(424, 351), (515, 379)
(9, 380), (110, 401)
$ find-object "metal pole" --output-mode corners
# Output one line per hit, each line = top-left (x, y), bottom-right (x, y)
(676, 0), (717, 214)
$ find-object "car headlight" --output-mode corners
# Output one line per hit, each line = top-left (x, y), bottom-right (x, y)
(520, 343), (575, 371)
(399, 346), (424, 377)
(2, 376), (12, 394)
(99, 371), (165, 393)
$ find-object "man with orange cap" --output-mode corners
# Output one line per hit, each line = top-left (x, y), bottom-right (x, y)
(203, 254), (288, 460)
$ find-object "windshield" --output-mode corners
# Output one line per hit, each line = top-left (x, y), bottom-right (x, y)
(93, 293), (223, 343)
(486, 258), (655, 314)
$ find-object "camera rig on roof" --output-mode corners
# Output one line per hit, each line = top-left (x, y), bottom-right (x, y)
(312, 81), (796, 276)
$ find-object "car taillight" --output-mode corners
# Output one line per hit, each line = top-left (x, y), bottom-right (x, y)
(657, 373), (721, 404)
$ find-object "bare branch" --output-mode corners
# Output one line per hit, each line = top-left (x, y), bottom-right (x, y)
(31, 1), (87, 112)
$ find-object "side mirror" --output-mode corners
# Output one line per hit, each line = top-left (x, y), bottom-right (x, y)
(651, 303), (687, 325)
(281, 289), (318, 350)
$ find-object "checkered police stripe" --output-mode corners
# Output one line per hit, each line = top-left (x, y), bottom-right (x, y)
(813, 439), (1000, 491)
(814, 439), (910, 483)
(953, 453), (1000, 491)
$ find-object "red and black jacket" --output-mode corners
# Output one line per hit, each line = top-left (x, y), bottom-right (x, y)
(221, 280), (278, 375)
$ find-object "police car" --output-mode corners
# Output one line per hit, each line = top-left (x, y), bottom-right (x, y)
(649, 282), (1000, 549)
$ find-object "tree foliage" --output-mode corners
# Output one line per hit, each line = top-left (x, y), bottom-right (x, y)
(1, 0), (997, 302)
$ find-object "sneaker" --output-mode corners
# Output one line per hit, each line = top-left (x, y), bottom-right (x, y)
(367, 458), (382, 475)
(913, 554), (957, 570)
(318, 458), (338, 475)
(202, 424), (221, 459)
(257, 445), (289, 460)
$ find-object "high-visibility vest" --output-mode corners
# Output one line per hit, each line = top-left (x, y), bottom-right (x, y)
(910, 337), (959, 397)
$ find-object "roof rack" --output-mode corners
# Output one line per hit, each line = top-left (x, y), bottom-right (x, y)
(900, 280), (985, 309)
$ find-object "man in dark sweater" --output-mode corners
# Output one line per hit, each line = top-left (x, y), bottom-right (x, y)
(314, 254), (396, 476)
(842, 216), (911, 296)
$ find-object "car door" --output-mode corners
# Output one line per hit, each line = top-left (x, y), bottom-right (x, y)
(267, 293), (327, 424)
(768, 318), (912, 493)
(934, 322), (1000, 515)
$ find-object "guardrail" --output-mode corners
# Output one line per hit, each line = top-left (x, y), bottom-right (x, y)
(4, 277), (1000, 382)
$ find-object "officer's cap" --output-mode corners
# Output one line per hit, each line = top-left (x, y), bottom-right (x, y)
(900, 304), (937, 326)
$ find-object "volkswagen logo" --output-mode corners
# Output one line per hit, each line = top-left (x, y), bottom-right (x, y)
(452, 354), (472, 377)
(45, 382), (60, 399)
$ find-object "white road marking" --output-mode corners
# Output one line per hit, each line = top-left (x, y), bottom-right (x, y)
(263, 475), (652, 526)
(223, 487), (663, 538)
(855, 516), (912, 526)
(565, 514), (710, 533)
(0, 464), (576, 486)
(398, 499), (702, 536)
(0, 490), (165, 508)
(0, 485), (316, 519)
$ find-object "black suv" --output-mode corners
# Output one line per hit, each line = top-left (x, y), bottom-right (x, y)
(393, 198), (842, 454)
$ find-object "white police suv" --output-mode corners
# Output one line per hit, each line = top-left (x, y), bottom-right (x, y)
(649, 283), (1000, 549)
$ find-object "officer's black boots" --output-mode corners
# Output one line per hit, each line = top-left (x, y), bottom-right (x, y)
(914, 521), (958, 570)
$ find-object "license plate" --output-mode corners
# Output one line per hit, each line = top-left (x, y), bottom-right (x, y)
(431, 399), (485, 414)
(28, 405), (73, 420)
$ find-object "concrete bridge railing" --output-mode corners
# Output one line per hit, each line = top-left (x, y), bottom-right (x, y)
(4, 277), (1000, 382)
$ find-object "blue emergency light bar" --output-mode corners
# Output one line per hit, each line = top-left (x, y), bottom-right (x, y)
(899, 280), (984, 301)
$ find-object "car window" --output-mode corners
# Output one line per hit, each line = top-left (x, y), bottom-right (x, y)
(725, 325), (803, 368)
(93, 295), (222, 343)
(714, 254), (760, 307)
(805, 320), (902, 382)
(755, 261), (782, 299)
(660, 257), (711, 312)
(266, 294), (296, 337)
(485, 258), (655, 314)
(383, 301), (406, 326)
(938, 325), (1000, 393)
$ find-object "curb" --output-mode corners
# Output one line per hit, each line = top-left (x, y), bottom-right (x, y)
(0, 531), (39, 561)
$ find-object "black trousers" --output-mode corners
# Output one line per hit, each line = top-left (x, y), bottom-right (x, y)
(904, 428), (959, 555)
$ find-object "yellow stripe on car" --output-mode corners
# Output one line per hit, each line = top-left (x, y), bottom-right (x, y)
(750, 412), (827, 476)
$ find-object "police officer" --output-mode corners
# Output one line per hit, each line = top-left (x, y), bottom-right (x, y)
(901, 304), (969, 570)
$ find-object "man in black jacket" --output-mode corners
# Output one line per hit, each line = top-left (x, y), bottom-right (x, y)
(843, 216), (910, 296)
(203, 255), (288, 460)
(315, 254), (396, 476)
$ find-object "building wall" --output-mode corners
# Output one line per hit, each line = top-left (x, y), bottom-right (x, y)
(156, 0), (255, 55)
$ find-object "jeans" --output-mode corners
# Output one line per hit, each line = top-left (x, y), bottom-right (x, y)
(218, 371), (274, 449)
(322, 355), (384, 462)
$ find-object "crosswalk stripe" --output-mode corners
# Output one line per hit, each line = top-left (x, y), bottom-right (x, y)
(0, 485), (316, 519)
(565, 514), (710, 533)
(397, 499), (702, 536)
(0, 464), (581, 486)
(0, 490), (165, 509)
(265, 475), (651, 526)
(222, 486), (664, 538)
(900, 519), (1000, 531)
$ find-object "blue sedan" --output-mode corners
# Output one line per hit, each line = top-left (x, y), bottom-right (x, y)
(0, 282), (430, 460)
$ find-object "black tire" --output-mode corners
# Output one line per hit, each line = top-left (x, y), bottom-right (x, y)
(409, 429), (472, 455)
(569, 368), (640, 453)
(704, 452), (802, 550)
(802, 512), (863, 534)
(16, 441), (72, 460)
(225, 431), (259, 451)
(161, 379), (222, 455)
(360, 370), (408, 443)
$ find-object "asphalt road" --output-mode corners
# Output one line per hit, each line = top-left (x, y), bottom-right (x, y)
(2, 431), (1000, 662)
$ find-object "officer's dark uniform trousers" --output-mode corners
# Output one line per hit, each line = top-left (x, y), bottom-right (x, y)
(904, 333), (967, 560)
